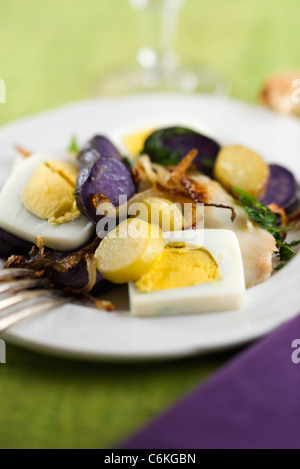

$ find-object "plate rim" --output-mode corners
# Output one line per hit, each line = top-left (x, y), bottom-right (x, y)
(1, 92), (300, 362)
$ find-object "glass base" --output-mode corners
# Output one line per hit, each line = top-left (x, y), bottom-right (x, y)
(93, 66), (231, 96)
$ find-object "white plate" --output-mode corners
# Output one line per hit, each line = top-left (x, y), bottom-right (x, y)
(1, 94), (300, 361)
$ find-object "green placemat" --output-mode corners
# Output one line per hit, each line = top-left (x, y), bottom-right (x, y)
(0, 0), (298, 449)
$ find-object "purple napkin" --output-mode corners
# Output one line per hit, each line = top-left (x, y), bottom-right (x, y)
(120, 315), (300, 449)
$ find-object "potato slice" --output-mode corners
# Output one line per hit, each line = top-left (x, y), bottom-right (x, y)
(129, 197), (184, 232)
(95, 219), (165, 284)
(214, 146), (270, 198)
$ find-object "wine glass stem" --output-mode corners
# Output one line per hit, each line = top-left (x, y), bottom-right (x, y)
(134, 0), (184, 83)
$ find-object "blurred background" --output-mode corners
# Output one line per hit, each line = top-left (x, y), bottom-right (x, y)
(0, 0), (299, 450)
(0, 0), (299, 125)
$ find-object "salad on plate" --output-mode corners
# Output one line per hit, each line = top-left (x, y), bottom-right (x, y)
(0, 121), (299, 317)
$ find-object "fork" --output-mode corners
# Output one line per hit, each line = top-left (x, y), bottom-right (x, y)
(0, 268), (67, 332)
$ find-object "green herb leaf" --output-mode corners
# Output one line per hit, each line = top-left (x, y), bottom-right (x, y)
(142, 127), (197, 167)
(122, 156), (132, 169)
(201, 157), (215, 169)
(150, 147), (182, 167)
(234, 187), (300, 270)
(68, 136), (79, 154)
(277, 241), (297, 262)
(290, 240), (300, 247)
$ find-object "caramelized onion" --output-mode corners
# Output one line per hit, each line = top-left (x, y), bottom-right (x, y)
(4, 237), (114, 311)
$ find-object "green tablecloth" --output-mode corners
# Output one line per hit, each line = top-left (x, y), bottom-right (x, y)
(0, 0), (298, 449)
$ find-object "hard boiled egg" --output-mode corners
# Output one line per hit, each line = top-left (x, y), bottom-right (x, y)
(129, 229), (245, 316)
(0, 154), (95, 250)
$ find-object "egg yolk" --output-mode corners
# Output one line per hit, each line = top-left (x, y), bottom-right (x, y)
(22, 160), (80, 225)
(136, 243), (221, 293)
(123, 129), (153, 156)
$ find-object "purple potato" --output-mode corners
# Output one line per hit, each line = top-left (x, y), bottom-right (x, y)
(75, 157), (136, 224)
(143, 127), (221, 176)
(49, 260), (110, 294)
(77, 135), (121, 169)
(0, 227), (32, 258)
(41, 240), (111, 293)
(260, 164), (298, 210)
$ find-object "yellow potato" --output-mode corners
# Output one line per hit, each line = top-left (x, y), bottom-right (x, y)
(129, 197), (184, 232)
(214, 146), (270, 198)
(95, 218), (165, 284)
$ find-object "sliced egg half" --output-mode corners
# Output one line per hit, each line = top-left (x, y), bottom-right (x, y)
(129, 229), (246, 316)
(0, 154), (95, 250)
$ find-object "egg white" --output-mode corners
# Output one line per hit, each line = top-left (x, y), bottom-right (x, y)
(0, 153), (95, 251)
(129, 229), (246, 316)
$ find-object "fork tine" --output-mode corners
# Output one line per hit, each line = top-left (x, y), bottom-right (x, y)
(0, 269), (34, 281)
(0, 278), (50, 294)
(0, 289), (57, 316)
(0, 297), (66, 332)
